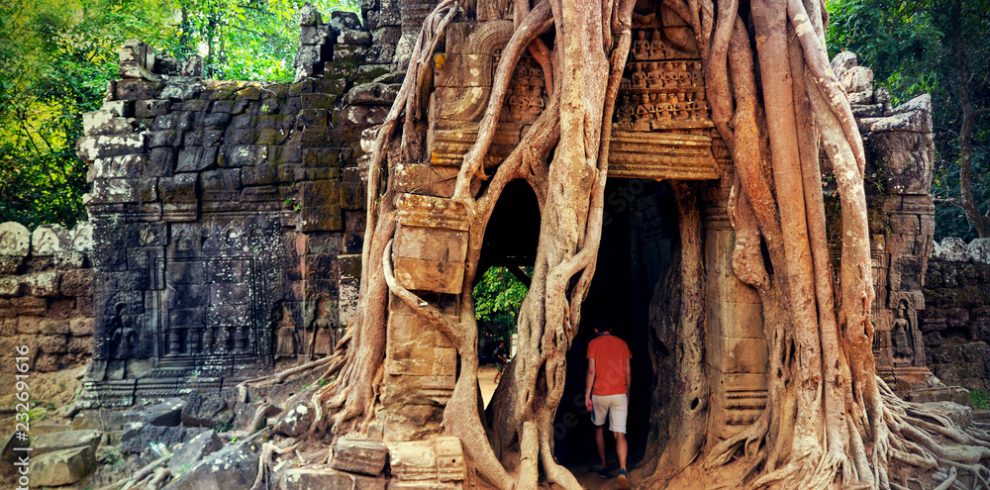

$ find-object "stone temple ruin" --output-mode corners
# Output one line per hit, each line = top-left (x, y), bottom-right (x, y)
(1, 0), (988, 488)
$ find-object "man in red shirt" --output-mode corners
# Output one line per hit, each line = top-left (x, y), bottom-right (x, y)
(585, 326), (632, 488)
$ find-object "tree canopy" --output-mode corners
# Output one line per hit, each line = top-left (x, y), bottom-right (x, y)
(827, 0), (990, 239)
(0, 0), (356, 227)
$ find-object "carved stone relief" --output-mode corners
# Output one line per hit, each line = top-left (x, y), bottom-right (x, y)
(608, 12), (720, 181)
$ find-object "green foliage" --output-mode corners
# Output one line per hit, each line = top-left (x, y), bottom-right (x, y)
(473, 266), (529, 344)
(971, 388), (989, 410)
(168, 0), (358, 82)
(827, 0), (990, 240)
(0, 0), (356, 228)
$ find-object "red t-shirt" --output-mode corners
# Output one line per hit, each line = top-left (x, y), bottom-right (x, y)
(587, 334), (632, 396)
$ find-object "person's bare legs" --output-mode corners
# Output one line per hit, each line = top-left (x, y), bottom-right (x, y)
(614, 431), (627, 470)
(595, 425), (607, 466)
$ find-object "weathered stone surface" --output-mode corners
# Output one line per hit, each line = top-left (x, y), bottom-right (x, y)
(70, 222), (94, 253)
(31, 224), (70, 256)
(968, 238), (990, 263)
(330, 438), (388, 476)
(0, 222), (30, 257)
(120, 424), (206, 456)
(141, 398), (186, 426)
(164, 440), (259, 490)
(29, 446), (96, 487)
(279, 468), (386, 490)
(274, 402), (314, 437)
(168, 429), (223, 476)
(32, 429), (102, 458)
(935, 237), (970, 262)
(181, 392), (234, 428)
(23, 271), (59, 297)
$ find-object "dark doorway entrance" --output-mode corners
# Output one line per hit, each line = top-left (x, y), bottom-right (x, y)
(553, 179), (679, 470)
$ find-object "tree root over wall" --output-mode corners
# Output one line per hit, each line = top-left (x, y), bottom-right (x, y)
(244, 0), (990, 488)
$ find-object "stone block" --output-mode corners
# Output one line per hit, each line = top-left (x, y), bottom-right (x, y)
(32, 429), (101, 458)
(147, 147), (176, 176)
(302, 93), (338, 110)
(70, 222), (94, 253)
(37, 335), (68, 354)
(330, 10), (361, 29)
(300, 24), (329, 45)
(163, 439), (259, 490)
(969, 238), (990, 264)
(0, 276), (21, 297)
(141, 398), (185, 427)
(23, 271), (59, 297)
(93, 154), (146, 179)
(69, 317), (94, 336)
(29, 446), (96, 487)
(389, 440), (436, 481)
(168, 430), (223, 475)
(148, 129), (179, 147)
(32, 224), (70, 256)
(201, 168), (242, 192)
(15, 317), (41, 334)
(83, 111), (134, 135)
(135, 99), (170, 118)
(181, 392), (233, 428)
(393, 194), (468, 294)
(227, 144), (266, 167)
(114, 78), (162, 100)
(345, 82), (400, 106)
(11, 296), (46, 316)
(331, 438), (388, 476)
(177, 146), (218, 172)
(39, 319), (70, 335)
(302, 148), (340, 166)
(435, 436), (466, 482)
(935, 238), (969, 262)
(0, 222), (30, 257)
(274, 402), (314, 437)
(315, 78), (348, 95)
(279, 468), (386, 490)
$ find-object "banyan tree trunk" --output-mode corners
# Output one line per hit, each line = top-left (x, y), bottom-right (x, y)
(301, 0), (990, 488)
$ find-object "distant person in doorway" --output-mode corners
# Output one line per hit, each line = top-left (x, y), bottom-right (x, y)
(493, 340), (509, 384)
(585, 326), (632, 488)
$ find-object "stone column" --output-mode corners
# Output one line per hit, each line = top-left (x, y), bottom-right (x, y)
(701, 178), (769, 445)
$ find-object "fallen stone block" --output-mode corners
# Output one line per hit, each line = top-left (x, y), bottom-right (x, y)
(30, 445), (97, 487)
(32, 429), (101, 458)
(164, 438), (259, 490)
(330, 438), (388, 476)
(279, 467), (386, 490)
(274, 402), (314, 437)
(142, 398), (186, 426)
(168, 430), (223, 477)
(181, 392), (234, 428)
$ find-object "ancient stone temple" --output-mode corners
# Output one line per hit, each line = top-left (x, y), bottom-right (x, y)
(31, 0), (970, 487)
(74, 9), (385, 406)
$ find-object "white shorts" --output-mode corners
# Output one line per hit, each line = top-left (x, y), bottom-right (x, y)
(591, 394), (628, 433)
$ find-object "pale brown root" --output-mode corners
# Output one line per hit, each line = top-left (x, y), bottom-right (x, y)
(250, 441), (300, 490)
(239, 356), (333, 390)
(646, 182), (708, 485)
(452, 0), (554, 198)
(97, 454), (171, 490)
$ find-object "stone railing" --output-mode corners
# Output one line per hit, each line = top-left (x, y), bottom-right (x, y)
(920, 238), (990, 390)
(0, 221), (95, 372)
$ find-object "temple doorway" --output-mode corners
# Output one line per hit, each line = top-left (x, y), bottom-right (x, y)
(553, 179), (679, 472)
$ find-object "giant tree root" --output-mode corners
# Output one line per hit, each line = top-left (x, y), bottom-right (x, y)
(242, 0), (990, 489)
